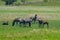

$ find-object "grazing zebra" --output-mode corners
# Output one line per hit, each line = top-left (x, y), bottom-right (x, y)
(12, 18), (25, 26)
(12, 18), (32, 27)
(23, 18), (32, 27)
(38, 18), (49, 28)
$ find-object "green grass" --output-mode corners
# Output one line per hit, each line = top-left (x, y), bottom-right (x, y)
(0, 6), (60, 40)
(0, 20), (60, 40)
(0, 6), (60, 13)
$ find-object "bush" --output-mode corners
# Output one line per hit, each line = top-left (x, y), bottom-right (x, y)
(44, 0), (48, 2)
(2, 0), (17, 5)
(21, 0), (26, 4)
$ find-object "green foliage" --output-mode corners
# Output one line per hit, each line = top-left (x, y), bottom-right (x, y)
(0, 0), (60, 6)
(21, 0), (26, 4)
(1, 0), (17, 5)
(21, 0), (25, 2)
(44, 0), (48, 2)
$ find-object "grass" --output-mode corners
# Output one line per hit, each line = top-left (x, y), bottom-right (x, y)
(0, 6), (60, 13)
(0, 20), (60, 40)
(0, 6), (60, 40)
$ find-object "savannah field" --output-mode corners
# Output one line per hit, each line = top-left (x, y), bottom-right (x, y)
(0, 6), (60, 40)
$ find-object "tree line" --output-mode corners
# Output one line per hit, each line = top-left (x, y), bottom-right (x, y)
(1, 0), (48, 5)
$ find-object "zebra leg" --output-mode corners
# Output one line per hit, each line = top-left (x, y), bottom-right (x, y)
(19, 22), (22, 27)
(29, 22), (31, 27)
(12, 21), (15, 26)
(43, 24), (44, 28)
(39, 24), (43, 28)
(47, 23), (49, 28)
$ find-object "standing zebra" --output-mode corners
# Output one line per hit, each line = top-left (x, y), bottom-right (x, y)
(30, 14), (37, 23)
